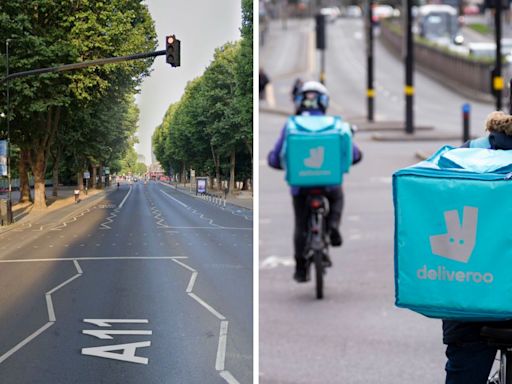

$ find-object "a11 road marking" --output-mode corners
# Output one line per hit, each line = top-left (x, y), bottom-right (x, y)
(81, 319), (152, 365)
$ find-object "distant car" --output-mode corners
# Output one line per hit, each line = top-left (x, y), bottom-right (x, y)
(345, 5), (362, 18)
(320, 7), (341, 22)
(373, 4), (396, 20)
(463, 4), (480, 15)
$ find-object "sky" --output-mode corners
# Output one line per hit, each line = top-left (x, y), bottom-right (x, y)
(135, 0), (243, 164)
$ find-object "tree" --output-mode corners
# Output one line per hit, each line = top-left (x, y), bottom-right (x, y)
(0, 0), (157, 208)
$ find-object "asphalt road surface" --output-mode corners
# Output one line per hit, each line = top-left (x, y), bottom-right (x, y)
(0, 181), (253, 384)
(260, 18), (500, 384)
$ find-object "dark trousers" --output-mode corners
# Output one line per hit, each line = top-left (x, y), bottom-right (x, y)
(445, 342), (497, 384)
(292, 188), (344, 267)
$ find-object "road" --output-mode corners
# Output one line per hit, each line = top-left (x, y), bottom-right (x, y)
(0, 180), (253, 384)
(259, 18), (500, 383)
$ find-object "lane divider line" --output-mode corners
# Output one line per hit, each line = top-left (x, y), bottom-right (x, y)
(0, 322), (54, 364)
(215, 321), (229, 371)
(159, 189), (188, 208)
(0, 256), (188, 263)
(118, 186), (132, 209)
(0, 259), (83, 365)
(171, 258), (239, 383)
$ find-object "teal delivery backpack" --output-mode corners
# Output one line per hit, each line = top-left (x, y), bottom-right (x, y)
(393, 145), (512, 320)
(281, 115), (352, 187)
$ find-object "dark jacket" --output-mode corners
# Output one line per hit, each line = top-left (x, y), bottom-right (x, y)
(267, 109), (362, 196)
(443, 132), (512, 344)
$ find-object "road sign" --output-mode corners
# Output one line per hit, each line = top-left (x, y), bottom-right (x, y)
(104, 167), (110, 175)
(0, 140), (6, 177)
(84, 171), (90, 179)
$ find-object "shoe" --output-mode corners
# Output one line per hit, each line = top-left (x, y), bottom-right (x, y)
(330, 228), (342, 247)
(293, 267), (310, 283)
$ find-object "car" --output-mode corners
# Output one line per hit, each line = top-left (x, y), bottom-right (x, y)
(345, 5), (362, 18)
(320, 7), (341, 22)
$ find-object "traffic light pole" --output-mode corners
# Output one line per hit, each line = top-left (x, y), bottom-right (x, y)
(367, 0), (374, 122)
(494, 0), (503, 110)
(405, 0), (414, 134)
(2, 49), (166, 83)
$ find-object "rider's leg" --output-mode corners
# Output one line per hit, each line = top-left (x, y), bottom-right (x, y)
(292, 194), (309, 282)
(325, 187), (344, 246)
(444, 341), (496, 384)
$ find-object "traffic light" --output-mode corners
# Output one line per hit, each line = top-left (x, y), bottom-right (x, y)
(315, 14), (326, 50)
(166, 35), (181, 67)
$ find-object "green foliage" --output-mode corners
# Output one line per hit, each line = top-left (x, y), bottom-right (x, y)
(153, 0), (253, 187)
(0, 0), (157, 204)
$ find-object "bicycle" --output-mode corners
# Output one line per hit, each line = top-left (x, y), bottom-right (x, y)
(303, 190), (331, 299)
(481, 326), (512, 383)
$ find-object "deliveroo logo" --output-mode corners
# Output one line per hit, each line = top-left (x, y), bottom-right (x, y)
(304, 147), (324, 168)
(417, 206), (493, 284)
(429, 206), (478, 263)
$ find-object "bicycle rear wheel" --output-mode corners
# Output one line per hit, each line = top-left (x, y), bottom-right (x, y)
(313, 251), (324, 299)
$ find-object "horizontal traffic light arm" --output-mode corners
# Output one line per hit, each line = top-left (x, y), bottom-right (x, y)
(1, 49), (166, 83)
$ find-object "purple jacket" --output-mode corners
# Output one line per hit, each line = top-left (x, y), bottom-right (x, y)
(267, 110), (363, 195)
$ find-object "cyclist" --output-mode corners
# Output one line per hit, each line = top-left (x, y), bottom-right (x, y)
(267, 81), (363, 282)
(443, 110), (512, 383)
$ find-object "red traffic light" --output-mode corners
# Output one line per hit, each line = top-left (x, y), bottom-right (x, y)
(167, 36), (175, 45)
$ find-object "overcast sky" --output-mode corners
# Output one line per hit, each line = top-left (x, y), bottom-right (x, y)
(135, 0), (243, 164)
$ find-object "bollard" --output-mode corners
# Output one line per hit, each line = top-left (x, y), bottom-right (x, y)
(462, 103), (470, 144)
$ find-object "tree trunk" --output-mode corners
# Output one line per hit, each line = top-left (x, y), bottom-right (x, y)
(51, 147), (60, 197)
(98, 164), (103, 189)
(91, 166), (97, 189)
(229, 150), (235, 195)
(18, 149), (31, 203)
(77, 172), (83, 191)
(32, 150), (47, 210)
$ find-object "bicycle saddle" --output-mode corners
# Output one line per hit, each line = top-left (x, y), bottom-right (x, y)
(481, 326), (512, 345)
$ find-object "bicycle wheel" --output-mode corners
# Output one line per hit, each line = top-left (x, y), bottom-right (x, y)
(313, 251), (324, 299)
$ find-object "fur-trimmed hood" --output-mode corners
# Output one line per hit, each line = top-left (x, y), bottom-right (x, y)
(485, 111), (512, 135)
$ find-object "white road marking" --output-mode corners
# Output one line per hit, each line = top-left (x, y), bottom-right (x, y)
(160, 189), (188, 208)
(0, 322), (54, 364)
(82, 330), (152, 340)
(0, 260), (83, 365)
(83, 319), (149, 327)
(260, 256), (294, 269)
(220, 370), (241, 384)
(188, 293), (225, 320)
(266, 83), (276, 108)
(186, 272), (198, 293)
(82, 341), (151, 365)
(0, 256), (187, 263)
(118, 186), (132, 209)
(215, 321), (229, 371)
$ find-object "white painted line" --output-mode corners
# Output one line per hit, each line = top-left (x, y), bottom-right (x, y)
(118, 186), (132, 209)
(186, 272), (198, 293)
(46, 273), (82, 295)
(83, 319), (149, 327)
(220, 370), (240, 384)
(215, 320), (229, 371)
(188, 293), (225, 320)
(45, 294), (56, 322)
(73, 259), (83, 274)
(172, 258), (197, 273)
(82, 330), (152, 340)
(0, 256), (188, 263)
(160, 189), (188, 208)
(0, 322), (54, 364)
